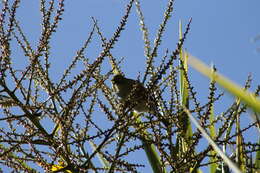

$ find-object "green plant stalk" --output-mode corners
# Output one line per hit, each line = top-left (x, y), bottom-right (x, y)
(179, 21), (193, 138)
(209, 105), (218, 173)
(178, 23), (194, 171)
(179, 21), (189, 107)
(209, 66), (218, 173)
(234, 99), (247, 172)
(142, 140), (166, 173)
(134, 112), (166, 173)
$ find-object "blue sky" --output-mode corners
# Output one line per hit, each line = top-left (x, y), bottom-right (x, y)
(16, 0), (260, 82)
(15, 0), (260, 84)
(16, 0), (259, 119)
(2, 0), (260, 172)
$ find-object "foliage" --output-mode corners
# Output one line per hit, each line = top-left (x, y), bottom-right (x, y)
(0, 0), (259, 172)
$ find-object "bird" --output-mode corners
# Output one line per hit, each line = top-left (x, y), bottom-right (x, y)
(111, 74), (169, 126)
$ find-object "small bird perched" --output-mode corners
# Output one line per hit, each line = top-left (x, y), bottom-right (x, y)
(111, 74), (169, 126)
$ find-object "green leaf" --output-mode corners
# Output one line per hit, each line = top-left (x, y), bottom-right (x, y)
(187, 54), (260, 113)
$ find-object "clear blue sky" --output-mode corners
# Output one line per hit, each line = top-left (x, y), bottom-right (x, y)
(16, 0), (260, 83)
(3, 0), (260, 172)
